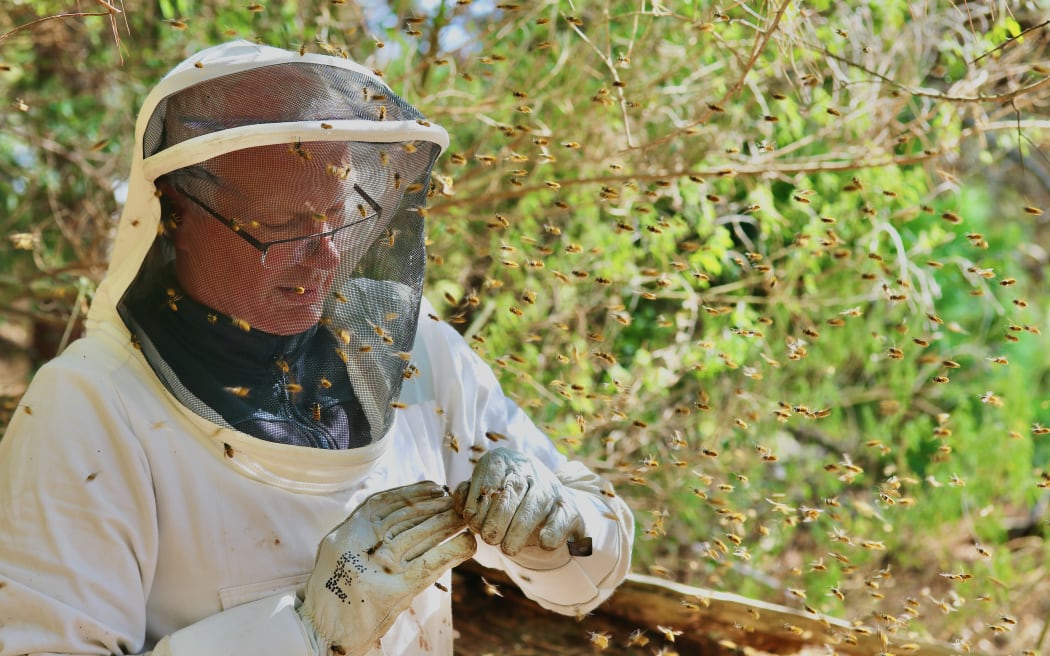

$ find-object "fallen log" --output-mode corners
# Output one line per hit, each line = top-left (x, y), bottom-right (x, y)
(452, 561), (969, 655)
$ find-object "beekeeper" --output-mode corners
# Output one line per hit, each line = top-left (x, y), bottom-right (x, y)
(0, 41), (633, 655)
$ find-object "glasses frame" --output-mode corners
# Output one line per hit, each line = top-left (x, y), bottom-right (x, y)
(173, 183), (383, 267)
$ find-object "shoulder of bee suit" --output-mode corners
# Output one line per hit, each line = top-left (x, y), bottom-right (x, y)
(400, 294), (515, 407)
(396, 296), (450, 407)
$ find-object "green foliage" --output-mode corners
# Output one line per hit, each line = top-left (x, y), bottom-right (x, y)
(3, 0), (1050, 652)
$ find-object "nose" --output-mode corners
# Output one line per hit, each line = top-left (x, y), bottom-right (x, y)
(301, 233), (341, 269)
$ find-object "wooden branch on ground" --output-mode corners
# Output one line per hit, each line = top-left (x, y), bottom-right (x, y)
(606, 573), (967, 656)
(455, 560), (971, 656)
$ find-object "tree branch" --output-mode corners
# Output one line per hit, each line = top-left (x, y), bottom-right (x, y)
(0, 0), (122, 44)
(630, 0), (794, 154)
(820, 47), (1050, 104)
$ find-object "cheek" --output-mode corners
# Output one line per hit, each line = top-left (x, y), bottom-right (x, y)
(177, 219), (250, 273)
(174, 215), (224, 259)
(175, 220), (272, 305)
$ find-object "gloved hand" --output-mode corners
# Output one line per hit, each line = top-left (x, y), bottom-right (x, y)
(299, 481), (476, 655)
(453, 447), (584, 557)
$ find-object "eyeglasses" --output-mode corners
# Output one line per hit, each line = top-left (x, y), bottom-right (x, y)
(173, 183), (382, 269)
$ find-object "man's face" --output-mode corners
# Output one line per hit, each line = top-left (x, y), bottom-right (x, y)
(171, 142), (359, 335)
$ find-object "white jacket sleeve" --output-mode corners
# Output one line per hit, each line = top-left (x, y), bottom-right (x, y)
(412, 299), (635, 616)
(0, 355), (156, 656)
(486, 460), (635, 616)
(0, 352), (317, 656)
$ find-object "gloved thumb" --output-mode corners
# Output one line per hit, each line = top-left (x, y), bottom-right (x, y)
(451, 480), (471, 516)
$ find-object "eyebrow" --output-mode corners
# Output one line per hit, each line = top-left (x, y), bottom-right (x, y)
(237, 197), (342, 223)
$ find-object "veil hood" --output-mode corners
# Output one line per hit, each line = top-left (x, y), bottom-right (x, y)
(91, 40), (448, 445)
(89, 40), (447, 328)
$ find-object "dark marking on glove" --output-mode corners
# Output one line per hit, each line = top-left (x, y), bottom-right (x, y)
(366, 539), (384, 557)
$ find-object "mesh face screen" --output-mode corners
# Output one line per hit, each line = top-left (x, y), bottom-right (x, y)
(121, 58), (442, 448)
(142, 62), (425, 159)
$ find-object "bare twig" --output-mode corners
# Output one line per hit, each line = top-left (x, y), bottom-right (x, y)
(971, 18), (1050, 64)
(55, 284), (88, 356)
(631, 0), (794, 154)
(435, 148), (946, 210)
(560, 5), (635, 148)
(0, 0), (122, 48)
(819, 47), (1050, 104)
(0, 11), (108, 43)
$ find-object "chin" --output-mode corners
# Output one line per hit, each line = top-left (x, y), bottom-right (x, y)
(272, 316), (323, 335)
(254, 306), (324, 335)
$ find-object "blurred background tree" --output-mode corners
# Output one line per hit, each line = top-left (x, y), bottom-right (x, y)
(2, 1), (1049, 653)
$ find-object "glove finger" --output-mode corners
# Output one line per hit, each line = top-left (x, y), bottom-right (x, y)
(451, 481), (471, 516)
(477, 472), (531, 547)
(462, 478), (502, 533)
(380, 495), (455, 537)
(406, 530), (477, 584)
(368, 481), (448, 521)
(326, 483), (440, 536)
(400, 508), (471, 562)
(497, 481), (549, 555)
(459, 451), (513, 522)
(538, 497), (585, 550)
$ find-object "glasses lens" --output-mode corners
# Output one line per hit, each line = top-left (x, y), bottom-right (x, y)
(259, 214), (375, 269)
(260, 240), (307, 269)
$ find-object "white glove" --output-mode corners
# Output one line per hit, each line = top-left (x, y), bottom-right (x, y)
(453, 447), (585, 557)
(299, 481), (476, 655)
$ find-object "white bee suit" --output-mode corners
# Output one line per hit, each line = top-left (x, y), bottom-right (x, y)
(0, 41), (633, 656)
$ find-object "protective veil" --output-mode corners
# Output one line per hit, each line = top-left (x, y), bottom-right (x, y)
(114, 40), (447, 447)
